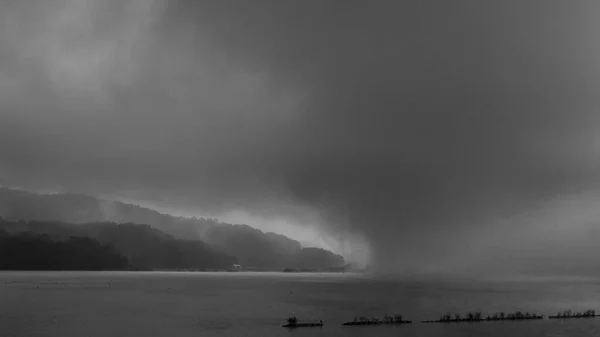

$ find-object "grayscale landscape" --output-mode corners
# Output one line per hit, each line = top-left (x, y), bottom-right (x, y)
(2, 0), (600, 336)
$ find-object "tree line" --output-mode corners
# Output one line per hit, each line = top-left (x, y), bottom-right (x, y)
(0, 230), (131, 270)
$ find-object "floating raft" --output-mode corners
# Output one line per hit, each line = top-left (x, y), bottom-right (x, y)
(548, 310), (597, 319)
(342, 320), (412, 326)
(281, 322), (324, 328)
(421, 313), (543, 323)
(485, 316), (543, 321)
(421, 318), (484, 323)
(548, 315), (599, 319)
(421, 317), (545, 323)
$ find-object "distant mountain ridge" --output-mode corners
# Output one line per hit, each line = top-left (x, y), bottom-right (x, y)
(0, 188), (345, 270)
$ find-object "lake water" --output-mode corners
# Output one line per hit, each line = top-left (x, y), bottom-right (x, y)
(1, 271), (600, 337)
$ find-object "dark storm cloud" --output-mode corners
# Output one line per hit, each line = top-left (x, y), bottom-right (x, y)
(2, 0), (600, 273)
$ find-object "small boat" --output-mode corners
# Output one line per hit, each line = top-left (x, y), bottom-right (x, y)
(342, 320), (412, 326)
(281, 317), (323, 328)
(281, 322), (324, 328)
(342, 314), (412, 326)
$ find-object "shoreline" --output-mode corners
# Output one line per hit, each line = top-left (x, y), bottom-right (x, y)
(0, 269), (360, 274)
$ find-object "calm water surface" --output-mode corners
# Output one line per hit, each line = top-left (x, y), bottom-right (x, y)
(1, 271), (600, 336)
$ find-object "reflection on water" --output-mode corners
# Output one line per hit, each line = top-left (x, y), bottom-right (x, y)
(0, 271), (600, 337)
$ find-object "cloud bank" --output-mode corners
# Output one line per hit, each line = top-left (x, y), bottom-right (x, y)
(2, 0), (600, 274)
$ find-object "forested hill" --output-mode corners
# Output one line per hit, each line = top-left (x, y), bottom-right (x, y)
(0, 188), (345, 270)
(0, 229), (131, 271)
(0, 219), (237, 270)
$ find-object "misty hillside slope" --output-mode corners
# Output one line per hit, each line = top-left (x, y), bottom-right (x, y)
(0, 188), (345, 270)
(0, 219), (237, 270)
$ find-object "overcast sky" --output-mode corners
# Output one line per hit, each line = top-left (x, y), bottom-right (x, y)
(2, 0), (600, 275)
